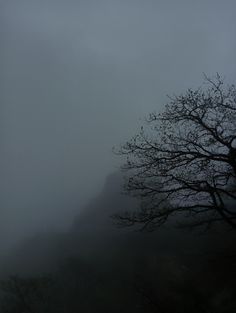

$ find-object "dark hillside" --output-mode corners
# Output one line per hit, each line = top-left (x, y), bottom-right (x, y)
(1, 172), (236, 313)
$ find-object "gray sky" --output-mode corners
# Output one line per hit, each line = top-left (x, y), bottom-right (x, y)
(1, 0), (236, 251)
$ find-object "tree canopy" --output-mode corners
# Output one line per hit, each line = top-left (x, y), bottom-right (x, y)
(115, 74), (236, 230)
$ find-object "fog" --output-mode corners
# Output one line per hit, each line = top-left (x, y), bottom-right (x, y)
(1, 0), (236, 251)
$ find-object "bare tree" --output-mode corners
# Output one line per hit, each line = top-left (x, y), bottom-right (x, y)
(115, 74), (236, 230)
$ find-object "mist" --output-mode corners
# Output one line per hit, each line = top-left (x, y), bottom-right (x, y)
(1, 1), (236, 312)
(1, 0), (236, 269)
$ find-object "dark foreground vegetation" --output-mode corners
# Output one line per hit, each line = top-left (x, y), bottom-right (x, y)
(0, 173), (235, 313)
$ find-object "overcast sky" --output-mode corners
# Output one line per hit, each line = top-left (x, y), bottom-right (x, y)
(1, 0), (236, 251)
